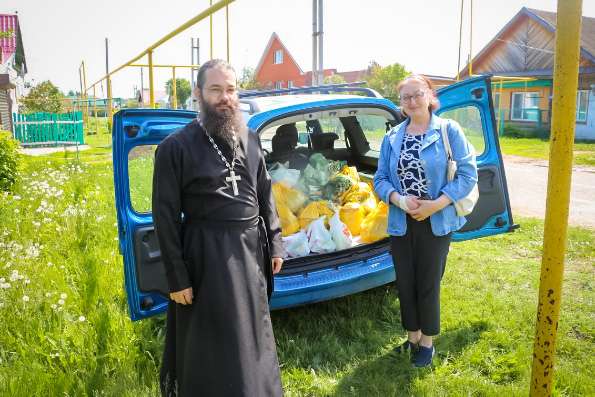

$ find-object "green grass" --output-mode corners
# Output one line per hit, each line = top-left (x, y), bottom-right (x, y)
(0, 125), (593, 396)
(499, 137), (595, 166)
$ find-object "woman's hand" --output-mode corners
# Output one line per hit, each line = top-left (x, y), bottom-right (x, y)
(389, 192), (421, 213)
(409, 195), (452, 221)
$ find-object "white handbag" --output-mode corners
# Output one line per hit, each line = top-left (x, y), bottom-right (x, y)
(440, 121), (479, 216)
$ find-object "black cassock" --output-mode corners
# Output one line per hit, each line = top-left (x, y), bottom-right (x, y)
(152, 119), (284, 397)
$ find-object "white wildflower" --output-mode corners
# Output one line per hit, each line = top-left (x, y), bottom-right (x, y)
(58, 299), (65, 305)
(13, 195), (21, 200)
(60, 293), (67, 299)
(78, 316), (86, 322)
(0, 283), (10, 289)
(45, 292), (51, 298)
(22, 295), (30, 302)
(50, 304), (57, 309)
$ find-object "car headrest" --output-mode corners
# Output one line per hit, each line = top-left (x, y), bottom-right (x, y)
(272, 123), (298, 154)
(311, 133), (339, 150)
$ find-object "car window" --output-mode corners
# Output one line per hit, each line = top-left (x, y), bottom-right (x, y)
(438, 106), (486, 156)
(357, 114), (390, 157)
(128, 145), (157, 213)
(260, 117), (347, 150)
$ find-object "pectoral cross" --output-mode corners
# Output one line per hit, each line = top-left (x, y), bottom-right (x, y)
(226, 169), (242, 196)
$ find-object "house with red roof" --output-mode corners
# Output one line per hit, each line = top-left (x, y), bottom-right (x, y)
(0, 13), (27, 132)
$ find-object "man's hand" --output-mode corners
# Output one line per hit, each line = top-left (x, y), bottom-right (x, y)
(272, 257), (283, 274)
(170, 287), (193, 305)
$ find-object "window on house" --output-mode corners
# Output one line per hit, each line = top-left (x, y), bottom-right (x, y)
(274, 81), (283, 89)
(274, 49), (283, 64)
(576, 90), (589, 122)
(288, 80), (294, 88)
(511, 92), (540, 121)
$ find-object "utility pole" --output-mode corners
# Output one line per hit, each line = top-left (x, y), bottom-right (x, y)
(318, 0), (324, 85)
(312, 0), (318, 86)
(191, 38), (200, 88)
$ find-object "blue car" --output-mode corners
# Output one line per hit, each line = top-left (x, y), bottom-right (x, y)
(113, 76), (515, 321)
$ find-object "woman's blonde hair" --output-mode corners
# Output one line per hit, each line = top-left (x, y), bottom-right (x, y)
(396, 74), (440, 116)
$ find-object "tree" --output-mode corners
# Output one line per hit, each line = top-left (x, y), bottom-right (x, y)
(238, 67), (261, 90)
(166, 78), (192, 109)
(366, 62), (409, 102)
(323, 74), (346, 84)
(19, 80), (65, 114)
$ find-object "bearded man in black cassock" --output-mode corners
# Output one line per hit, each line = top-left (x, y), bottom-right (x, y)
(152, 59), (285, 397)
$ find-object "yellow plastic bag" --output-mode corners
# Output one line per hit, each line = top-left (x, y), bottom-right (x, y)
(340, 165), (360, 183)
(272, 183), (308, 214)
(298, 200), (334, 230)
(361, 194), (378, 215)
(360, 202), (389, 243)
(339, 202), (365, 236)
(277, 203), (300, 237)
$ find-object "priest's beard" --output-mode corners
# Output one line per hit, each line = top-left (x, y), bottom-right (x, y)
(199, 97), (245, 149)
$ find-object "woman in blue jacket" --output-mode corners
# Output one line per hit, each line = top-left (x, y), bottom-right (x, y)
(373, 74), (477, 367)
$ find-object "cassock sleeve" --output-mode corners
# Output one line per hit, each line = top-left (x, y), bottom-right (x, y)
(255, 134), (285, 258)
(152, 136), (191, 293)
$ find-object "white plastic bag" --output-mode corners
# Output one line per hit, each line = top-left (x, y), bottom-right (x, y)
(269, 163), (301, 187)
(282, 231), (310, 258)
(306, 216), (336, 253)
(329, 212), (353, 250)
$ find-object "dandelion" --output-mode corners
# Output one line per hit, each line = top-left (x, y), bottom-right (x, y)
(60, 293), (67, 299)
(24, 279), (30, 285)
(0, 283), (10, 289)
(45, 292), (51, 298)
(78, 316), (86, 322)
(58, 299), (65, 306)
(47, 262), (53, 267)
(22, 295), (30, 302)
(13, 195), (21, 200)
(50, 304), (57, 309)
(14, 209), (19, 214)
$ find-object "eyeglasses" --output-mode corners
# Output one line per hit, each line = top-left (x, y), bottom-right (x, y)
(399, 90), (426, 104)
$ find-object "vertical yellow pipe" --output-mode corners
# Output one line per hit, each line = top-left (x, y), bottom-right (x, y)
(93, 84), (98, 135)
(468, 0), (473, 76)
(530, 1), (582, 396)
(210, 0), (214, 59)
(226, 4), (230, 62)
(172, 66), (178, 109)
(456, 0), (464, 81)
(107, 76), (113, 132)
(499, 79), (504, 133)
(148, 50), (155, 108)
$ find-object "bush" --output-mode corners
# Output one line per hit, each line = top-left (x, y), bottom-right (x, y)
(501, 125), (550, 139)
(0, 131), (20, 192)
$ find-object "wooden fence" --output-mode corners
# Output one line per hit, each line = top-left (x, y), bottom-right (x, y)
(12, 112), (85, 146)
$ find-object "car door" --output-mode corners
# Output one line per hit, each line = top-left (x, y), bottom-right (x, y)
(435, 75), (516, 240)
(113, 109), (197, 320)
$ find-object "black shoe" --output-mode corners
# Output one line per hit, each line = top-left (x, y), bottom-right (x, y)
(413, 345), (435, 368)
(394, 340), (418, 356)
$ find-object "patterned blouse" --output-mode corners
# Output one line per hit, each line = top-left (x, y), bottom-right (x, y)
(397, 133), (429, 198)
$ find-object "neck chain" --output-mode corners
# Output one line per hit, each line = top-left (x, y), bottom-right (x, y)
(198, 118), (242, 196)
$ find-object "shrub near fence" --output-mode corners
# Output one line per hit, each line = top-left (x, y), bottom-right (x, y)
(12, 112), (85, 146)
(0, 131), (20, 192)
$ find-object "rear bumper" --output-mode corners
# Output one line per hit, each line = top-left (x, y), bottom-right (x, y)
(269, 251), (395, 310)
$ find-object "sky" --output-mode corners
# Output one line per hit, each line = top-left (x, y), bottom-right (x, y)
(3, 0), (595, 98)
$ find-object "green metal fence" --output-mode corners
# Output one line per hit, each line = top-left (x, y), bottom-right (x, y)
(12, 112), (85, 146)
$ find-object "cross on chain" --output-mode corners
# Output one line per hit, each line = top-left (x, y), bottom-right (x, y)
(226, 169), (242, 196)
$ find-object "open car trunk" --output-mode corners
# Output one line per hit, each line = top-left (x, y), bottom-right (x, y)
(258, 107), (403, 274)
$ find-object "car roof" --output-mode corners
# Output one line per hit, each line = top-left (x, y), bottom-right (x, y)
(240, 94), (395, 115)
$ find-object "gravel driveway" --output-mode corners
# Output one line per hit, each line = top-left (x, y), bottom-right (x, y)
(503, 155), (595, 229)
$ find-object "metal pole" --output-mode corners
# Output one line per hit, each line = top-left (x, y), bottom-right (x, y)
(312, 0), (318, 86)
(81, 61), (89, 127)
(468, 0), (473, 76)
(107, 76), (113, 132)
(140, 67), (144, 106)
(226, 4), (230, 62)
(210, 0), (213, 60)
(456, 0), (464, 80)
(530, 1), (582, 395)
(318, 0), (323, 85)
(105, 38), (110, 75)
(172, 66), (177, 109)
(148, 50), (155, 108)
(191, 38), (195, 88)
(93, 85), (98, 134)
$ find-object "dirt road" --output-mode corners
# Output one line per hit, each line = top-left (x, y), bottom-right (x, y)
(502, 155), (595, 229)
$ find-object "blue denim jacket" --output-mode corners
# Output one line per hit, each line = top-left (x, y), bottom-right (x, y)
(373, 114), (478, 236)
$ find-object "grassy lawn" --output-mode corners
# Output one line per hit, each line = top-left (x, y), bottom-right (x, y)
(0, 127), (592, 396)
(498, 137), (595, 166)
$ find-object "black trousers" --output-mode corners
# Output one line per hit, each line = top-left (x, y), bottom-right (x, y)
(390, 216), (452, 336)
